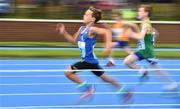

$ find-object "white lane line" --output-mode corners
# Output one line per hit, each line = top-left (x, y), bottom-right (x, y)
(0, 82), (179, 86)
(0, 74), (180, 78)
(0, 63), (180, 65)
(1, 108), (177, 109)
(1, 103), (180, 109)
(0, 69), (180, 72)
(0, 92), (180, 96)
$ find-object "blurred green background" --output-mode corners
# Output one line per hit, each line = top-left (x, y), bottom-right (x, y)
(0, 0), (179, 58)
(1, 0), (180, 21)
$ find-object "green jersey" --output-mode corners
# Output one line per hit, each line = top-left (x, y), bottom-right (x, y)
(136, 19), (155, 59)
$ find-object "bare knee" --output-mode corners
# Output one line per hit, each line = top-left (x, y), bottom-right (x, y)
(99, 74), (106, 81)
(123, 53), (137, 66)
(123, 59), (131, 66)
(64, 66), (74, 77)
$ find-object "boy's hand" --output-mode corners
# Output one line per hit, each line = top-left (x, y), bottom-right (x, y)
(56, 23), (65, 34)
(123, 28), (132, 37)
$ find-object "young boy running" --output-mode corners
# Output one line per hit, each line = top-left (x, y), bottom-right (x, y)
(122, 5), (178, 91)
(56, 7), (132, 102)
(105, 10), (132, 67)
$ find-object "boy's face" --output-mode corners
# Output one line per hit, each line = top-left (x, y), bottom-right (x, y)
(83, 10), (95, 24)
(138, 7), (148, 20)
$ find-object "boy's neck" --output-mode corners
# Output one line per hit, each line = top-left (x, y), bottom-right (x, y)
(85, 22), (94, 28)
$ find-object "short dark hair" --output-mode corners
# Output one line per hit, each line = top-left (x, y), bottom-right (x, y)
(89, 7), (102, 23)
(140, 4), (153, 17)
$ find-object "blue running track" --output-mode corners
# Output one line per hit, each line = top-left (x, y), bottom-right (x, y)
(0, 59), (179, 109)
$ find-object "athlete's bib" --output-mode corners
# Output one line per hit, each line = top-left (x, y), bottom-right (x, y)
(78, 41), (86, 58)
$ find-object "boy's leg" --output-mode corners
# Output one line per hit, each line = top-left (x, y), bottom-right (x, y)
(64, 62), (95, 100)
(100, 73), (121, 89)
(123, 52), (140, 69)
(92, 64), (133, 103)
(91, 63), (121, 89)
(100, 73), (133, 103)
(105, 42), (119, 67)
(150, 63), (178, 90)
(123, 52), (148, 80)
(64, 66), (83, 84)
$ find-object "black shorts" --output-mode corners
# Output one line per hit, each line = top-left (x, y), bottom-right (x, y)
(71, 61), (104, 77)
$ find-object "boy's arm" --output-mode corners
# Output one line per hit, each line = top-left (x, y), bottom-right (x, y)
(101, 23), (112, 30)
(130, 23), (149, 40)
(123, 23), (148, 40)
(90, 27), (112, 54)
(56, 23), (80, 44)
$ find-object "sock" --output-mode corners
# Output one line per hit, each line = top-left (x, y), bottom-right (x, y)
(116, 86), (126, 94)
(77, 81), (89, 92)
(108, 58), (115, 64)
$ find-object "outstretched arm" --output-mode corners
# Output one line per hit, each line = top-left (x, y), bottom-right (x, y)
(90, 27), (112, 54)
(122, 23), (148, 40)
(56, 23), (79, 44)
(130, 23), (148, 40)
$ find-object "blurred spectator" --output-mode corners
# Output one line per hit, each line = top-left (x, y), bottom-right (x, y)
(34, 0), (48, 6)
(95, 0), (120, 11)
(51, 0), (60, 5)
(0, 0), (179, 21)
(0, 0), (14, 13)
